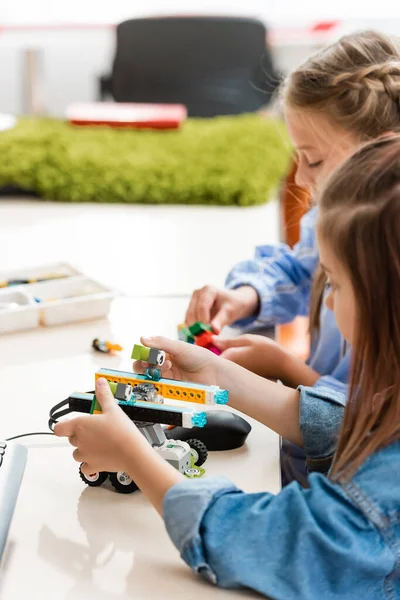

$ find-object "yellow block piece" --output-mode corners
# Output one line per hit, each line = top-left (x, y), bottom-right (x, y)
(95, 371), (206, 404)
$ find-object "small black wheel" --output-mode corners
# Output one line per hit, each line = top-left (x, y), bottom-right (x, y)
(187, 439), (208, 467)
(109, 472), (139, 494)
(79, 465), (108, 487)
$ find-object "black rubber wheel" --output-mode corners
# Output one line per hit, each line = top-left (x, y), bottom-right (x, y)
(79, 465), (108, 487)
(109, 472), (139, 494)
(187, 439), (208, 467)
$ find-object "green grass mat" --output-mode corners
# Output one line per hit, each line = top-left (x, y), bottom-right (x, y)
(0, 115), (291, 206)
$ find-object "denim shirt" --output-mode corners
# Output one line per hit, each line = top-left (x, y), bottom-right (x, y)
(225, 206), (351, 393)
(163, 386), (400, 599)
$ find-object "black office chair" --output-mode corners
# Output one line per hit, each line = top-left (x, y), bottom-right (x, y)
(98, 16), (280, 117)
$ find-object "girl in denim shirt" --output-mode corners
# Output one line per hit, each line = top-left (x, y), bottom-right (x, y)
(185, 30), (400, 485)
(58, 136), (400, 599)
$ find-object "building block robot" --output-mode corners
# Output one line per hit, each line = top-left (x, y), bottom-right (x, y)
(177, 321), (221, 355)
(49, 344), (229, 494)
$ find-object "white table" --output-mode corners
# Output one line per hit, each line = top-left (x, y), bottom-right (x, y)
(0, 297), (280, 600)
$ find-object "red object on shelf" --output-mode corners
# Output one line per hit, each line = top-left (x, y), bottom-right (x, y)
(311, 21), (339, 32)
(66, 102), (187, 130)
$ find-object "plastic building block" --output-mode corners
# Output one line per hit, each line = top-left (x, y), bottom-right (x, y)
(207, 345), (222, 355)
(132, 383), (160, 403)
(148, 348), (166, 366)
(191, 412), (207, 427)
(115, 383), (132, 401)
(64, 391), (208, 431)
(177, 322), (220, 356)
(90, 381), (133, 414)
(214, 389), (229, 405)
(131, 344), (150, 361)
(92, 338), (123, 354)
(131, 344), (166, 366)
(194, 330), (214, 348)
(178, 323), (195, 343)
(96, 368), (229, 405)
(188, 321), (212, 336)
(184, 455), (206, 479)
(145, 367), (162, 381)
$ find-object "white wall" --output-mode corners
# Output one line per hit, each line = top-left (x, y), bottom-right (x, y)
(2, 2), (400, 116)
(3, 0), (400, 25)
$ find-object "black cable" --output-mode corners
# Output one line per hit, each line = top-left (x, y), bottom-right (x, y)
(48, 397), (72, 430)
(8, 390), (96, 441)
(6, 432), (55, 442)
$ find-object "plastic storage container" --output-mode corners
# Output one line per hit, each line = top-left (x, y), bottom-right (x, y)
(0, 263), (115, 334)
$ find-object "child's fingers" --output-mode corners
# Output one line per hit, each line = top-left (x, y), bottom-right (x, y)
(72, 448), (83, 463)
(185, 286), (217, 326)
(132, 360), (147, 373)
(196, 290), (216, 324)
(54, 420), (74, 438)
(211, 310), (230, 333)
(80, 461), (96, 476)
(212, 336), (247, 350)
(220, 346), (246, 361)
(140, 336), (187, 358)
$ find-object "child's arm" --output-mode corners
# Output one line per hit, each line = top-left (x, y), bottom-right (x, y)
(186, 207), (318, 331)
(162, 460), (383, 597)
(211, 333), (320, 387)
(54, 377), (184, 515)
(136, 336), (304, 446)
(56, 380), (373, 598)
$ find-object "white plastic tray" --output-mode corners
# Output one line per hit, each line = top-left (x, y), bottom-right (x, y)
(0, 263), (116, 334)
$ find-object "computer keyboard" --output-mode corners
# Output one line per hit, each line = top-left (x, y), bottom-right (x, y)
(0, 441), (27, 561)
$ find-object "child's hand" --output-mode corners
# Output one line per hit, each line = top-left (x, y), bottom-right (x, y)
(133, 336), (219, 385)
(54, 378), (140, 475)
(212, 334), (287, 380)
(185, 285), (259, 332)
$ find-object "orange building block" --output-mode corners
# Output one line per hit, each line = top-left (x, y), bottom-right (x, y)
(277, 160), (311, 360)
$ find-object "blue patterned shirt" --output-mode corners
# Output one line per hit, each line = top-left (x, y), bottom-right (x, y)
(164, 386), (400, 599)
(225, 206), (350, 393)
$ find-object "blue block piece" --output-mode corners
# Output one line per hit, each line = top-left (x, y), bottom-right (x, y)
(214, 389), (229, 405)
(145, 367), (162, 381)
(118, 399), (137, 407)
(191, 412), (207, 428)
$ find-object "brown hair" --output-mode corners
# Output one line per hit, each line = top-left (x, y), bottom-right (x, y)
(282, 30), (400, 332)
(317, 136), (400, 480)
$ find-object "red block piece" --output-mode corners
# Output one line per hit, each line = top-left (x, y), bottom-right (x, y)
(194, 331), (214, 348)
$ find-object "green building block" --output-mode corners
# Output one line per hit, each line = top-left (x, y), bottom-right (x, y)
(178, 325), (195, 344)
(131, 344), (151, 361)
(188, 321), (212, 336)
(90, 381), (118, 414)
(90, 394), (101, 414)
(108, 382), (118, 395)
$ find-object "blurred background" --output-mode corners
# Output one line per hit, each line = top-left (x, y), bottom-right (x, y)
(2, 1), (400, 117)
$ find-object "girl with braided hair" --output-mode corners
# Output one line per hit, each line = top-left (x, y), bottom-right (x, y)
(185, 30), (400, 485)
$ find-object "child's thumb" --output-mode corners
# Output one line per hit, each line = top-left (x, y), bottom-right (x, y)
(95, 378), (117, 412)
(140, 336), (185, 357)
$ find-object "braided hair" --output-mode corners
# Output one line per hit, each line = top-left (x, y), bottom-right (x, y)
(282, 30), (400, 331)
